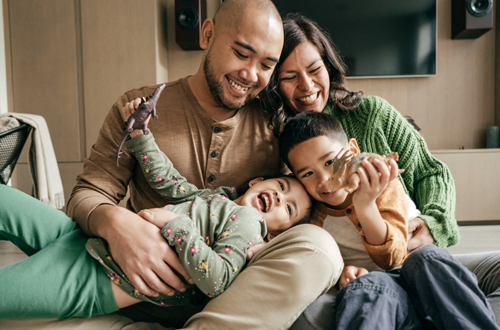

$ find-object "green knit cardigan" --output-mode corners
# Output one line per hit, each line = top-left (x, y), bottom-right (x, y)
(324, 95), (459, 248)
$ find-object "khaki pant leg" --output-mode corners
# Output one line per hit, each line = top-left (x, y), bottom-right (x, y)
(183, 224), (343, 330)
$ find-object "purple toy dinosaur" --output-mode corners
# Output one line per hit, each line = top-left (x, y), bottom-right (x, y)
(115, 84), (165, 166)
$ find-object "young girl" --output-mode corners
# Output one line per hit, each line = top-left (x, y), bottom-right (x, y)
(0, 125), (314, 319)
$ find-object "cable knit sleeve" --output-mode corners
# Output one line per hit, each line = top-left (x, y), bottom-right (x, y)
(360, 96), (459, 247)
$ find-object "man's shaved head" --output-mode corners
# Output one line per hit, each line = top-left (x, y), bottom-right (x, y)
(213, 0), (282, 33)
(192, 0), (284, 114)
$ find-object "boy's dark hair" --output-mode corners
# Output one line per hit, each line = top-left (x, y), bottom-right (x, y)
(279, 111), (348, 172)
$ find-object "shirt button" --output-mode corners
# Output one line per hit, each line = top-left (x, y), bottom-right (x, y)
(211, 151), (218, 157)
(214, 127), (221, 133)
(208, 175), (215, 182)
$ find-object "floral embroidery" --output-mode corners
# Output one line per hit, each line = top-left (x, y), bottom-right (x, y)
(142, 154), (148, 160)
(229, 214), (237, 221)
(176, 237), (184, 244)
(224, 246), (231, 253)
(157, 177), (163, 182)
(204, 235), (210, 245)
(190, 245), (197, 256)
(110, 274), (120, 284)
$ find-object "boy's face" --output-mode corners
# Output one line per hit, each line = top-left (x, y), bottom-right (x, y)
(240, 177), (311, 233)
(288, 135), (359, 208)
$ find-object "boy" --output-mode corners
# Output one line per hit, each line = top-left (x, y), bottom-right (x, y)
(279, 111), (498, 330)
(280, 111), (409, 273)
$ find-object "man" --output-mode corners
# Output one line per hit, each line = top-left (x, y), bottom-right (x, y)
(0, 1), (342, 329)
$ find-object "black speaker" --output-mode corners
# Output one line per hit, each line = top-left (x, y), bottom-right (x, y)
(452, 0), (494, 39)
(175, 0), (207, 50)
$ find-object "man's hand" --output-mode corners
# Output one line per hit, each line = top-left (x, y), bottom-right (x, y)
(138, 208), (179, 229)
(339, 265), (368, 289)
(407, 217), (435, 252)
(89, 204), (192, 296)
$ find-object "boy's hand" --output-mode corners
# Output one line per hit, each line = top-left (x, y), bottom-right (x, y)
(121, 97), (149, 138)
(138, 208), (178, 228)
(352, 157), (391, 207)
(339, 265), (368, 289)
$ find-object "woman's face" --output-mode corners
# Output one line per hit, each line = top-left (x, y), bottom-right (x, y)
(278, 41), (331, 114)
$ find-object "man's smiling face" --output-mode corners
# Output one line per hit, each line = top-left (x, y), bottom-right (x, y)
(202, 7), (283, 111)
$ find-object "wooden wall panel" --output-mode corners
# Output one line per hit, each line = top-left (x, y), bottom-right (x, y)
(433, 149), (500, 223)
(13, 162), (85, 212)
(80, 0), (157, 157)
(496, 0), (500, 127)
(8, 0), (81, 162)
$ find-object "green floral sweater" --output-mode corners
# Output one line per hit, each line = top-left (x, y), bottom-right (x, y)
(324, 95), (459, 248)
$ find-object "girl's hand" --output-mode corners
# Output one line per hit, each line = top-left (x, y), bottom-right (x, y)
(138, 208), (179, 229)
(339, 265), (369, 289)
(121, 97), (149, 138)
(352, 157), (391, 208)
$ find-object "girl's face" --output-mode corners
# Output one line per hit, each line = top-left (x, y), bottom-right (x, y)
(237, 177), (311, 233)
(278, 41), (331, 114)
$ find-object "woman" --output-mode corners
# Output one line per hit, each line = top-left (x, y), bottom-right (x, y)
(259, 13), (500, 329)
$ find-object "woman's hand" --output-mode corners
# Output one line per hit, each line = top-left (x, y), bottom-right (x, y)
(138, 208), (179, 229)
(339, 265), (368, 289)
(407, 218), (435, 252)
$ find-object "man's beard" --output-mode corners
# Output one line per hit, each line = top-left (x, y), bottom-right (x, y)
(203, 47), (254, 111)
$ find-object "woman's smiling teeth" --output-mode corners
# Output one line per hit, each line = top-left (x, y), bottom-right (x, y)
(297, 92), (319, 103)
(228, 77), (249, 91)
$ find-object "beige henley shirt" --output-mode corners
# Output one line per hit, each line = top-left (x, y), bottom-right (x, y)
(67, 77), (281, 236)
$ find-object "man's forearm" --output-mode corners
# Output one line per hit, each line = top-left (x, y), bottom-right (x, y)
(88, 204), (129, 239)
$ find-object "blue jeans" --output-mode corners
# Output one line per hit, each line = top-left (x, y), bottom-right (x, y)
(335, 245), (498, 330)
(290, 246), (500, 330)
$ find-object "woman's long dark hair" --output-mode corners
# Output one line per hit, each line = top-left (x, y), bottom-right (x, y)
(260, 13), (364, 137)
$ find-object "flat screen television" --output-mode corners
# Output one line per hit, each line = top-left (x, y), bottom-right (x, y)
(272, 0), (437, 77)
